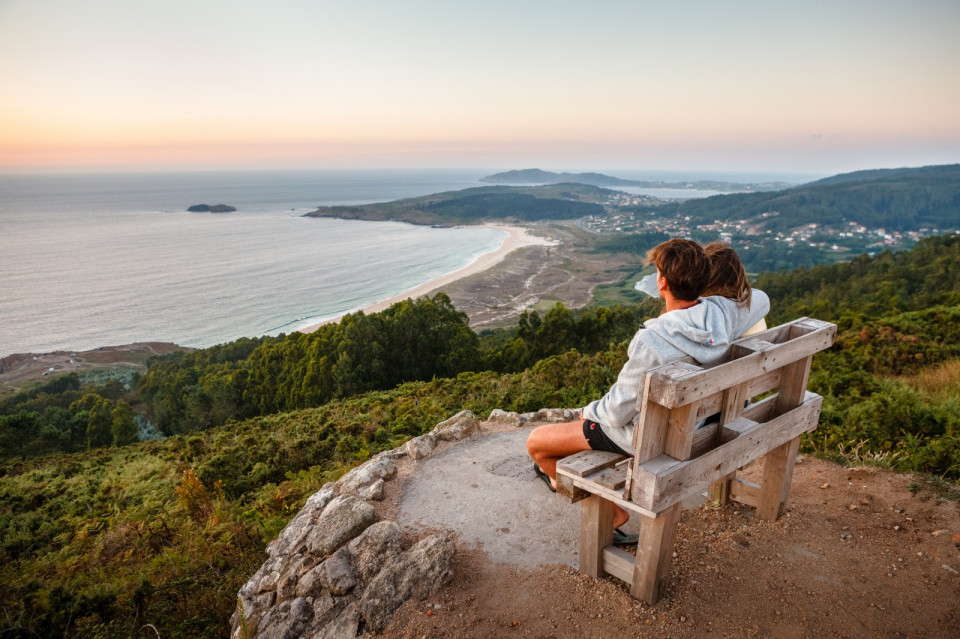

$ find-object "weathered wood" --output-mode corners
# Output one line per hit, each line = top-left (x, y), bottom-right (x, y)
(557, 450), (627, 478)
(555, 472), (588, 503)
(554, 317), (836, 606)
(631, 503), (681, 603)
(756, 435), (801, 520)
(580, 495), (614, 578)
(728, 477), (761, 507)
(561, 472), (659, 518)
(594, 466), (627, 490)
(707, 381), (750, 504)
(631, 396), (823, 512)
(624, 376), (672, 498)
(646, 321), (836, 408)
(664, 403), (697, 462)
(603, 546), (636, 584)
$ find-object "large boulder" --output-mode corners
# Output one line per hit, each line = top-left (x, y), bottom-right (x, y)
(431, 410), (481, 441)
(303, 495), (377, 558)
(359, 534), (456, 631)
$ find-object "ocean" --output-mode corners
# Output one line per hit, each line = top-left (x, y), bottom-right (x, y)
(0, 169), (505, 357)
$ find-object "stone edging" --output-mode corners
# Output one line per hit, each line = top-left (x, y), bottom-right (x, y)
(230, 407), (578, 639)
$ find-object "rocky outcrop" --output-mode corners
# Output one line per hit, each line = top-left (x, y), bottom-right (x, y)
(188, 203), (237, 212)
(231, 407), (573, 638)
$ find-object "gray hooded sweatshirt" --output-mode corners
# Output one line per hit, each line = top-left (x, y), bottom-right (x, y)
(582, 290), (770, 453)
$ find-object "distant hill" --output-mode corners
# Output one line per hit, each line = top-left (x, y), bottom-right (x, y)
(624, 164), (960, 233)
(480, 168), (793, 192)
(305, 183), (611, 225)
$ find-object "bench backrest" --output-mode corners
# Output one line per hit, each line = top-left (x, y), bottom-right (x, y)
(623, 317), (837, 513)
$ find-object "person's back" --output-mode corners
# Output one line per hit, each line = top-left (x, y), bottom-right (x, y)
(702, 241), (766, 337)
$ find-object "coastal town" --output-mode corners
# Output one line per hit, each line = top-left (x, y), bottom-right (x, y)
(578, 193), (951, 262)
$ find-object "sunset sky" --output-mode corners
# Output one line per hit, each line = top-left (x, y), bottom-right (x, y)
(1, 0), (958, 174)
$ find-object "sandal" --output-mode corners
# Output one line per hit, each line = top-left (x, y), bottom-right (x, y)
(533, 464), (556, 493)
(613, 528), (639, 545)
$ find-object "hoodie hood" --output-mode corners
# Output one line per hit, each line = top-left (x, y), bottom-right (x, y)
(643, 293), (760, 365)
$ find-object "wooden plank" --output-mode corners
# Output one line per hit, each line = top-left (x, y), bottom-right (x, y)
(645, 324), (836, 408)
(579, 495), (614, 578)
(693, 369), (782, 425)
(664, 403), (697, 461)
(774, 356), (813, 416)
(631, 395), (823, 512)
(631, 503), (681, 604)
(756, 435), (801, 521)
(563, 474), (659, 518)
(624, 374), (672, 498)
(555, 472), (588, 503)
(602, 546), (636, 584)
(593, 466), (627, 490)
(728, 478), (761, 507)
(557, 450), (627, 478)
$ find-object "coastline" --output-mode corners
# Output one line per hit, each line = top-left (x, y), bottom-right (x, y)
(298, 224), (555, 333)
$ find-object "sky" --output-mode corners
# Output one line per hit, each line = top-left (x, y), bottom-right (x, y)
(1, 0), (958, 174)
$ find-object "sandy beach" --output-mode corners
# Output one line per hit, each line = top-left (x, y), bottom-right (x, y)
(299, 224), (555, 332)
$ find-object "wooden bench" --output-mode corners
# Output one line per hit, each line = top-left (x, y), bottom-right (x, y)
(556, 317), (837, 604)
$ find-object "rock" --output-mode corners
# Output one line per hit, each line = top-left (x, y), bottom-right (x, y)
(295, 561), (325, 598)
(268, 484), (334, 558)
(432, 410), (481, 441)
(520, 412), (537, 424)
(402, 433), (437, 460)
(314, 601), (362, 639)
(360, 534), (456, 631)
(348, 521), (404, 584)
(187, 203), (237, 213)
(338, 457), (397, 494)
(534, 408), (576, 423)
(319, 548), (357, 595)
(487, 409), (522, 427)
(303, 495), (378, 558)
(257, 596), (313, 639)
(362, 478), (385, 501)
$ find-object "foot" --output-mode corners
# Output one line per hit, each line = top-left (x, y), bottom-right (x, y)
(533, 464), (556, 492)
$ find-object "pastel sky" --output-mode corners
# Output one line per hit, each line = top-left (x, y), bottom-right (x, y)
(1, 0), (958, 174)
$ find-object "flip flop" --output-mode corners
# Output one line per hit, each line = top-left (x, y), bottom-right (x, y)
(533, 464), (556, 493)
(613, 528), (639, 545)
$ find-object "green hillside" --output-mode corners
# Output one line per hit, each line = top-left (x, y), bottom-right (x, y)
(624, 164), (960, 233)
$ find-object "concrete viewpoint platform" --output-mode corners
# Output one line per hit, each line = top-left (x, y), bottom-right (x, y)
(394, 425), (644, 570)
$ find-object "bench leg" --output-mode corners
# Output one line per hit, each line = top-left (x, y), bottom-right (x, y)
(708, 471), (736, 505)
(631, 502), (681, 604)
(579, 495), (614, 578)
(757, 435), (801, 521)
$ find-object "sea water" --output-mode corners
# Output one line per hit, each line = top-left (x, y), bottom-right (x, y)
(0, 169), (503, 356)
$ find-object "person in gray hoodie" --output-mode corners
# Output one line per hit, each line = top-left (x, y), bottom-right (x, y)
(527, 239), (769, 534)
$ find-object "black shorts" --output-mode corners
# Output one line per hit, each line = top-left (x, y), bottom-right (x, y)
(582, 419), (632, 457)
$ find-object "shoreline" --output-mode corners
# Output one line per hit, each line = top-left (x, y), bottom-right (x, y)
(298, 224), (556, 333)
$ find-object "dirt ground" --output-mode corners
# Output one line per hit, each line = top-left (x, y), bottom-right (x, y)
(429, 224), (635, 328)
(382, 456), (960, 639)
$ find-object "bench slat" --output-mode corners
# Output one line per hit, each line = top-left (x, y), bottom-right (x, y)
(646, 320), (836, 408)
(557, 450), (626, 477)
(630, 394), (823, 512)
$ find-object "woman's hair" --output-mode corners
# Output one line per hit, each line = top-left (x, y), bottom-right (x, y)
(702, 242), (752, 306)
(645, 239), (711, 302)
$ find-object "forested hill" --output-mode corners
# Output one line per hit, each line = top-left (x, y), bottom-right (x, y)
(624, 163), (960, 233)
(305, 183), (609, 225)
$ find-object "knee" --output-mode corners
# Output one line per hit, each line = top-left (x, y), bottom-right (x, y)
(526, 426), (545, 458)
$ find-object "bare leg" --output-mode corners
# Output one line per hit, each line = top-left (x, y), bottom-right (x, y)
(526, 420), (630, 528)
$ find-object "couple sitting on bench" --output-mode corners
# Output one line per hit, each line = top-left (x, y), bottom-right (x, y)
(526, 238), (769, 543)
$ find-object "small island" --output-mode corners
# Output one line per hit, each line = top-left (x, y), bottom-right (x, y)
(187, 204), (237, 213)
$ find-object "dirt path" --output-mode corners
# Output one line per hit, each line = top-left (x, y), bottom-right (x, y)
(381, 424), (960, 638)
